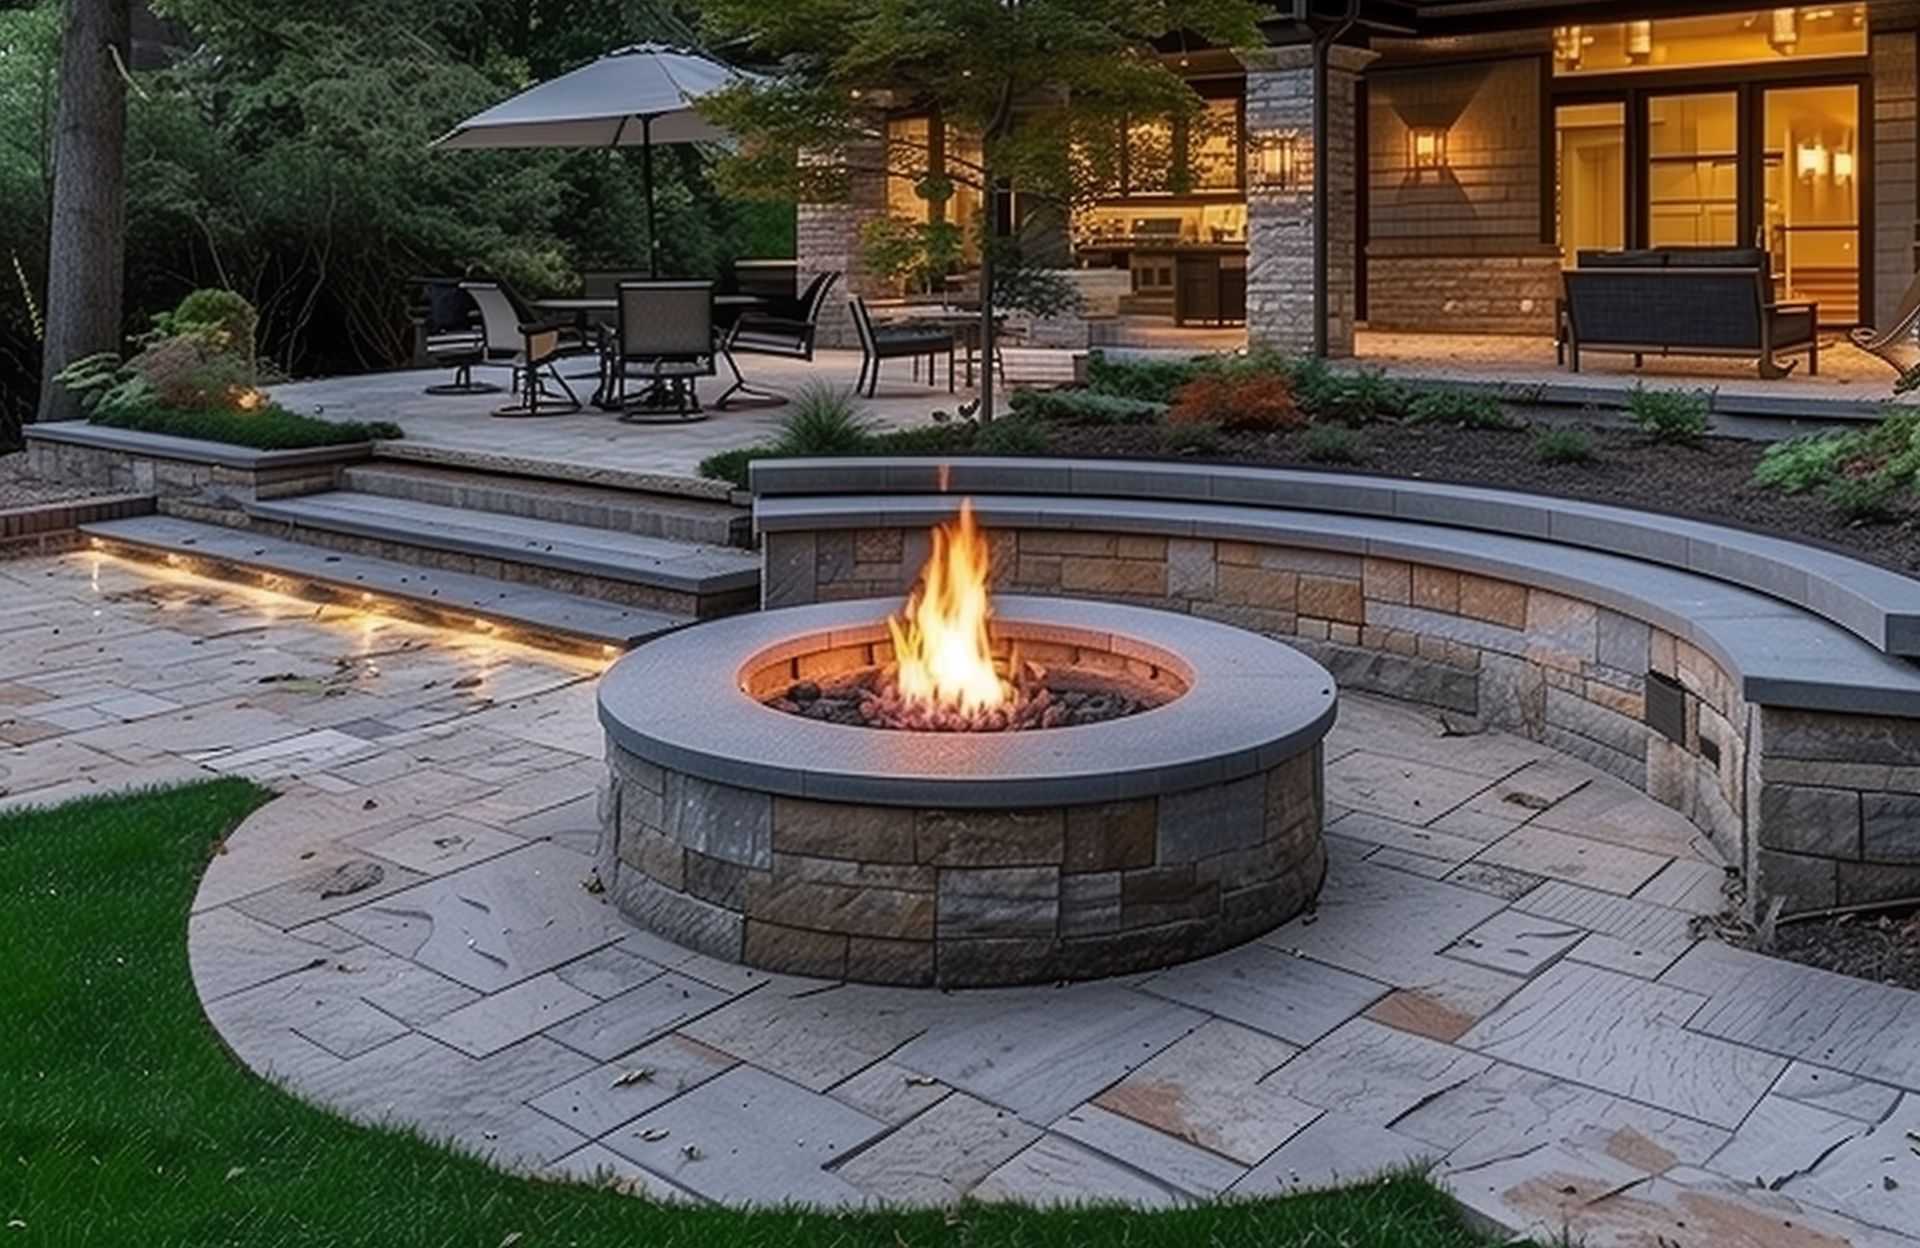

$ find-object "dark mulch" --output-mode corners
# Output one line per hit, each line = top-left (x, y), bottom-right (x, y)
(1765, 906), (1920, 990)
(1042, 423), (1920, 578)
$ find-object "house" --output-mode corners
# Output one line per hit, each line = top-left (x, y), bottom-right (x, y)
(795, 0), (1917, 359)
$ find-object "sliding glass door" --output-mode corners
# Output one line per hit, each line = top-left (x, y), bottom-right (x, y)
(1764, 84), (1861, 324)
(1645, 92), (1739, 248)
(1553, 79), (1866, 326)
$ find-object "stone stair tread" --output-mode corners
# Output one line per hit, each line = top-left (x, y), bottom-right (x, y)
(341, 462), (748, 530)
(81, 515), (688, 648)
(247, 492), (760, 594)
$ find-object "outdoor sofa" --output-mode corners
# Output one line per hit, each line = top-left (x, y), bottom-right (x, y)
(1562, 247), (1817, 380)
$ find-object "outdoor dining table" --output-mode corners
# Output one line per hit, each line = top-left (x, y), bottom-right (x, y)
(529, 293), (781, 412)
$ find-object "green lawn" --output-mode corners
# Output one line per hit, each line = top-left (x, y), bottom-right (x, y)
(0, 780), (1511, 1247)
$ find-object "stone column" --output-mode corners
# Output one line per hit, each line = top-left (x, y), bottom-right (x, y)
(795, 129), (892, 350)
(1240, 45), (1376, 358)
(1871, 29), (1917, 329)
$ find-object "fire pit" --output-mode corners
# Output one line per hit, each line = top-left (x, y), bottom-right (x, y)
(597, 504), (1338, 987)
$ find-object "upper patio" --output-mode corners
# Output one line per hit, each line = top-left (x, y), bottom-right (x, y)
(268, 327), (1915, 488)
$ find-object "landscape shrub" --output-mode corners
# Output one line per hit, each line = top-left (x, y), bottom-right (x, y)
(1083, 353), (1210, 404)
(1531, 427), (1597, 466)
(1164, 421), (1223, 456)
(1627, 386), (1711, 444)
(154, 288), (260, 357)
(1404, 386), (1513, 430)
(1752, 409), (1920, 519)
(971, 414), (1052, 455)
(1008, 387), (1166, 426)
(1284, 357), (1407, 423)
(1168, 372), (1304, 433)
(89, 402), (401, 450)
(1303, 425), (1365, 465)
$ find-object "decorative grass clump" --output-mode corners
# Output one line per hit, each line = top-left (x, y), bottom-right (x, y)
(1530, 427), (1597, 466)
(1626, 386), (1711, 445)
(0, 779), (1520, 1247)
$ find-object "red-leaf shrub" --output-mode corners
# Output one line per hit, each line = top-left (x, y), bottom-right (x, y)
(1167, 373), (1305, 432)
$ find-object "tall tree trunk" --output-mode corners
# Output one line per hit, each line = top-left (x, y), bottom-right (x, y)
(36, 0), (131, 425)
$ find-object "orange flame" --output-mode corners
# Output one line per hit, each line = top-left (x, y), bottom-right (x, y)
(232, 387), (265, 412)
(887, 500), (1008, 715)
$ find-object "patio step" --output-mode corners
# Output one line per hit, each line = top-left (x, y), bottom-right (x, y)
(243, 492), (761, 620)
(79, 515), (688, 652)
(339, 461), (752, 548)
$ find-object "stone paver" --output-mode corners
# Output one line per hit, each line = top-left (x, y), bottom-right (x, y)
(5, 552), (1914, 1239)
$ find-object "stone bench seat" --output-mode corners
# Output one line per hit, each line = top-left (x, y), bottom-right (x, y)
(751, 458), (1920, 657)
(750, 457), (1920, 916)
(755, 491), (1920, 719)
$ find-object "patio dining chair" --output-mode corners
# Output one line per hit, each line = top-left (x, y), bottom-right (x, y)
(727, 271), (839, 363)
(1851, 270), (1920, 376)
(461, 280), (593, 418)
(418, 278), (497, 395)
(849, 296), (955, 399)
(606, 281), (717, 422)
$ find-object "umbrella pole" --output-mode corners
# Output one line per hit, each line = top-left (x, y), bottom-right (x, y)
(642, 115), (658, 279)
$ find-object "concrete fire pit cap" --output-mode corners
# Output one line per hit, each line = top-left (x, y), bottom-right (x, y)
(598, 596), (1337, 808)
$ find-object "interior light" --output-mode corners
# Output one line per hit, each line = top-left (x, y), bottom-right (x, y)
(1797, 140), (1830, 181)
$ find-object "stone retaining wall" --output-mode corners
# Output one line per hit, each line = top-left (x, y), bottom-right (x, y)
(601, 741), (1326, 988)
(25, 429), (355, 523)
(762, 522), (1907, 918)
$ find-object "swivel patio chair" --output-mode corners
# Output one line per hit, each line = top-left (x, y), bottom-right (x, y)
(1852, 270), (1920, 377)
(849, 296), (955, 398)
(461, 279), (592, 418)
(419, 278), (497, 395)
(606, 281), (717, 422)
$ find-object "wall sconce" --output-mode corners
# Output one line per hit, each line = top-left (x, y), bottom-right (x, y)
(1797, 141), (1830, 181)
(1252, 129), (1311, 193)
(1626, 20), (1654, 63)
(1769, 7), (1800, 53)
(1833, 149), (1855, 183)
(1407, 126), (1449, 179)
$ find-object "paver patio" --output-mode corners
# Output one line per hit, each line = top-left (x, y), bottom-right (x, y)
(4, 549), (1918, 1245)
(266, 330), (1911, 491)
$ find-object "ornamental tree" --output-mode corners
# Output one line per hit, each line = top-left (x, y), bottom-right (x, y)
(701, 0), (1265, 420)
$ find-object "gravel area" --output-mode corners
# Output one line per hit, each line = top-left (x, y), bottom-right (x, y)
(0, 451), (110, 509)
(1044, 423), (1920, 577)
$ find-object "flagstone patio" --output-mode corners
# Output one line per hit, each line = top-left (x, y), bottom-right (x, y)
(3, 549), (1916, 1244)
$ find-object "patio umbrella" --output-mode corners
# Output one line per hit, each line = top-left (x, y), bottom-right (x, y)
(433, 43), (747, 276)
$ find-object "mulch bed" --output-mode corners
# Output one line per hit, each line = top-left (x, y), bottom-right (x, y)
(0, 450), (111, 509)
(1041, 423), (1920, 578)
(1762, 906), (1920, 991)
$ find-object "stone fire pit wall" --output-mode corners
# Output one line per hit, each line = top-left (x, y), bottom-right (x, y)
(597, 598), (1336, 988)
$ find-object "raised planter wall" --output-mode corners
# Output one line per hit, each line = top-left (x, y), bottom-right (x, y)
(23, 423), (367, 524)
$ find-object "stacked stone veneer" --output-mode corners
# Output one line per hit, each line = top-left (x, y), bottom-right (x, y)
(25, 432), (349, 525)
(602, 741), (1325, 989)
(765, 523), (1920, 917)
(1242, 46), (1374, 358)
(1757, 709), (1920, 910)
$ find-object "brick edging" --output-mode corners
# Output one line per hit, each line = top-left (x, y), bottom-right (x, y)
(0, 494), (154, 558)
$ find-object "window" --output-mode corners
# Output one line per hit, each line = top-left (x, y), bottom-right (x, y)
(1553, 7), (1867, 76)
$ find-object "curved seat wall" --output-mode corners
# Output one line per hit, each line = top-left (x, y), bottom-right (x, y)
(751, 459), (1920, 919)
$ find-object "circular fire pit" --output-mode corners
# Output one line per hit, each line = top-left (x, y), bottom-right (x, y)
(598, 595), (1337, 988)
